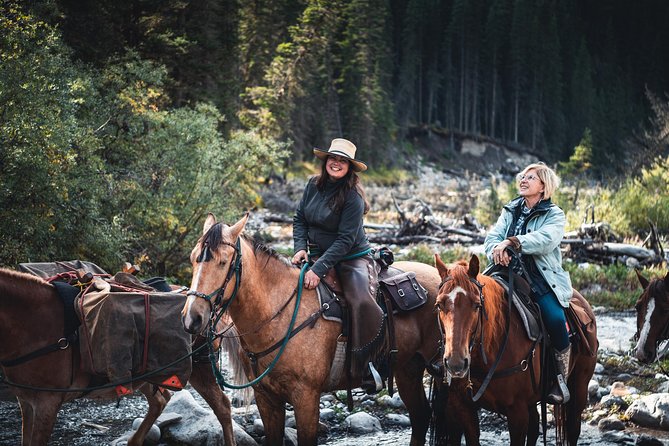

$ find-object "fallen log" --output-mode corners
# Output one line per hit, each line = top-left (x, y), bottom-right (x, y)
(598, 243), (656, 259)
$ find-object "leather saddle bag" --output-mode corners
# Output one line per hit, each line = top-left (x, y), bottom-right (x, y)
(379, 271), (428, 312)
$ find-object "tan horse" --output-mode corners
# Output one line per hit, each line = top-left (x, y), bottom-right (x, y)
(434, 254), (597, 446)
(181, 213), (445, 445)
(0, 267), (236, 446)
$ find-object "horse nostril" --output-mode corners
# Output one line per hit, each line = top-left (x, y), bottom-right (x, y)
(463, 357), (469, 371)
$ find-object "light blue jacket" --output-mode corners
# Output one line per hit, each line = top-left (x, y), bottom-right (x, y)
(484, 197), (572, 307)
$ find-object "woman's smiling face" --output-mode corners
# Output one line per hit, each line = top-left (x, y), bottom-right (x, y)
(517, 168), (544, 201)
(326, 155), (350, 180)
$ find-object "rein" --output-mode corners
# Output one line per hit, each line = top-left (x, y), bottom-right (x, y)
(204, 262), (310, 389)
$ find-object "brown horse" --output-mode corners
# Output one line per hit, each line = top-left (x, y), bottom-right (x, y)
(434, 254), (597, 446)
(0, 267), (236, 446)
(633, 270), (669, 363)
(181, 213), (444, 446)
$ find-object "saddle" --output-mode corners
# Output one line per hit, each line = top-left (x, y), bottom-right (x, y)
(487, 269), (596, 356)
(316, 252), (429, 394)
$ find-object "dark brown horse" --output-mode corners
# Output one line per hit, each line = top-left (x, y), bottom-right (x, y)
(0, 267), (236, 446)
(181, 213), (444, 445)
(634, 270), (669, 363)
(434, 254), (597, 446)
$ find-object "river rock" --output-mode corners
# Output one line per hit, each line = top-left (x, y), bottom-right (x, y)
(588, 379), (600, 398)
(377, 393), (405, 409)
(345, 412), (382, 434)
(625, 393), (669, 429)
(161, 390), (256, 445)
(636, 434), (665, 446)
(320, 408), (337, 422)
(131, 418), (161, 443)
(384, 413), (411, 427)
(600, 394), (629, 410)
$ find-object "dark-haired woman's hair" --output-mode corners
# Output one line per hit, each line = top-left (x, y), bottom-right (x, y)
(315, 160), (370, 214)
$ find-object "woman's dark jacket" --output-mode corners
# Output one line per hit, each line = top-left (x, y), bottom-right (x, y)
(293, 177), (370, 278)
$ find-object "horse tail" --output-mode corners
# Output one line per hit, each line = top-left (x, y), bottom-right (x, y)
(219, 326), (253, 406)
(554, 403), (567, 446)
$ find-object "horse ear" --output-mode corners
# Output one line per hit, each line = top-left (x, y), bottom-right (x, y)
(468, 254), (480, 279)
(635, 269), (650, 289)
(434, 254), (449, 279)
(229, 212), (250, 239)
(203, 213), (217, 235)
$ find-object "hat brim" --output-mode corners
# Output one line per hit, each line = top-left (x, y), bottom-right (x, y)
(313, 148), (367, 172)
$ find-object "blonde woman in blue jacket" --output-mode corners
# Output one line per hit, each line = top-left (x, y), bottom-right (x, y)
(484, 162), (572, 404)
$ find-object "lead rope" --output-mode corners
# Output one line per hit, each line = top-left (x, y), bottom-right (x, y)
(207, 262), (309, 389)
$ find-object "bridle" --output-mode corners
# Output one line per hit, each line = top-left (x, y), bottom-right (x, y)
(436, 274), (488, 373)
(187, 238), (243, 316)
(185, 234), (314, 390)
(436, 261), (535, 403)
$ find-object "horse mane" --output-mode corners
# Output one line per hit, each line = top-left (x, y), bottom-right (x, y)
(476, 273), (507, 353)
(200, 223), (291, 268)
(244, 234), (292, 267)
(0, 267), (52, 294)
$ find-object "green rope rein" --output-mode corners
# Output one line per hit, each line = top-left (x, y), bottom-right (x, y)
(206, 247), (371, 389)
(207, 262), (308, 389)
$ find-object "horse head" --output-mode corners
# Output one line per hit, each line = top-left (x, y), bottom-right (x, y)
(434, 253), (483, 378)
(634, 270), (669, 363)
(182, 212), (249, 335)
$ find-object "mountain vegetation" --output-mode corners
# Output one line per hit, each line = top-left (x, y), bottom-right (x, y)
(1, 0), (668, 276)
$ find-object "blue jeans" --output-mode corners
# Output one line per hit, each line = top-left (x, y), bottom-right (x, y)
(535, 290), (569, 350)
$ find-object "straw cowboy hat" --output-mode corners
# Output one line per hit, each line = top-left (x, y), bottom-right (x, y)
(313, 138), (367, 172)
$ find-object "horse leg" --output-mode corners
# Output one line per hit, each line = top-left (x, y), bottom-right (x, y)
(526, 404), (539, 446)
(254, 387), (286, 445)
(506, 404), (529, 446)
(395, 357), (431, 446)
(189, 362), (235, 445)
(291, 388), (321, 446)
(565, 376), (589, 445)
(18, 395), (62, 446)
(127, 384), (169, 446)
(443, 390), (479, 446)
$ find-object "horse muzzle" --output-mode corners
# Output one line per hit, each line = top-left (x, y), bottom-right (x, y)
(444, 356), (470, 378)
(634, 346), (655, 364)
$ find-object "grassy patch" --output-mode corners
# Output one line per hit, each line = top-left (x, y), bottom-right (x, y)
(395, 245), (483, 267)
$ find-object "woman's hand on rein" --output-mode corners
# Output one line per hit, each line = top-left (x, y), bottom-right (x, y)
(292, 250), (308, 265)
(492, 240), (512, 267)
(303, 270), (321, 289)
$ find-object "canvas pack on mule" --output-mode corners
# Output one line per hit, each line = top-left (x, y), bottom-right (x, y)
(19, 261), (191, 394)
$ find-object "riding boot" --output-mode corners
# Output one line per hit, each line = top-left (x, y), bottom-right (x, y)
(547, 346), (571, 404)
(336, 256), (385, 391)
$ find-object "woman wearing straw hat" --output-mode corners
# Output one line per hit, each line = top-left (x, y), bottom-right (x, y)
(291, 138), (384, 392)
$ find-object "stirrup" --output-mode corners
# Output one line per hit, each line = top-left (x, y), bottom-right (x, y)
(361, 362), (383, 394)
(547, 373), (570, 404)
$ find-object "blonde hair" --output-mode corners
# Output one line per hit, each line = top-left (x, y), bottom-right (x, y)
(516, 162), (560, 199)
